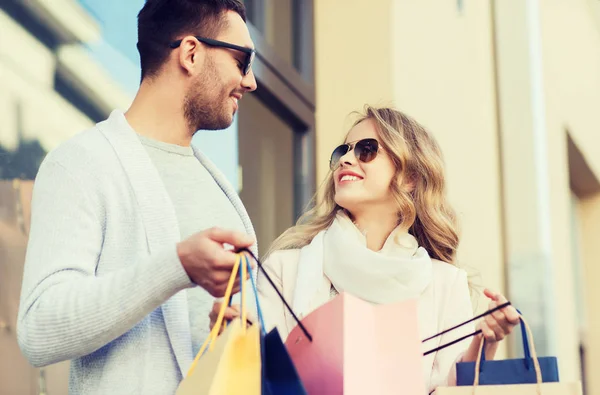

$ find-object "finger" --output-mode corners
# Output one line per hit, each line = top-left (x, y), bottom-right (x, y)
(210, 311), (238, 332)
(491, 305), (507, 325)
(212, 268), (238, 289)
(210, 265), (248, 295)
(491, 310), (515, 336)
(209, 308), (217, 321)
(484, 288), (500, 301)
(503, 306), (521, 324)
(209, 302), (228, 322)
(211, 253), (254, 282)
(223, 307), (241, 321)
(213, 283), (242, 298)
(211, 250), (257, 275)
(494, 293), (509, 304)
(231, 283), (242, 295)
(480, 322), (497, 342)
(231, 268), (251, 283)
(205, 227), (255, 248)
(208, 281), (234, 298)
(485, 314), (505, 341)
(210, 249), (238, 272)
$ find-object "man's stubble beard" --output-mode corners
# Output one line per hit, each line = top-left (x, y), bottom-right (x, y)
(183, 59), (233, 133)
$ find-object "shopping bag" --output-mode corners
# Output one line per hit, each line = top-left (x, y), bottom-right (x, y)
(176, 253), (261, 395)
(240, 250), (307, 395)
(261, 328), (306, 395)
(434, 317), (582, 395)
(456, 316), (558, 385)
(283, 292), (425, 395)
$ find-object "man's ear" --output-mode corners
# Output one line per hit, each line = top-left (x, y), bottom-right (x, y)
(177, 36), (204, 75)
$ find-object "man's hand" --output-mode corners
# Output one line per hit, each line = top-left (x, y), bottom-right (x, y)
(176, 227), (255, 297)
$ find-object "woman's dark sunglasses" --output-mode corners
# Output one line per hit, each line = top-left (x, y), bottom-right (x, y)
(169, 36), (256, 75)
(329, 138), (381, 170)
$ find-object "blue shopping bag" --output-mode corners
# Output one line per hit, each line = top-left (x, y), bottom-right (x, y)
(261, 328), (306, 395)
(456, 314), (559, 386)
(241, 252), (308, 395)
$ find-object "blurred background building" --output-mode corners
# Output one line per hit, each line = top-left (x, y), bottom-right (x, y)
(1, 0), (599, 394)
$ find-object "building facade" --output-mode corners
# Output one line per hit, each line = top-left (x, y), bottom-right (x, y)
(313, 0), (600, 393)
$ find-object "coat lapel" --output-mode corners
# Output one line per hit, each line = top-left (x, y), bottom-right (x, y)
(97, 110), (193, 376)
(281, 254), (330, 339)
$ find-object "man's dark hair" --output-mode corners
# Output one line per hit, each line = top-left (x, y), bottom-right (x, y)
(137, 0), (246, 81)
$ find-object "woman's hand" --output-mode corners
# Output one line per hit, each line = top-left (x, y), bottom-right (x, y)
(479, 289), (520, 343)
(463, 289), (520, 362)
(208, 301), (240, 335)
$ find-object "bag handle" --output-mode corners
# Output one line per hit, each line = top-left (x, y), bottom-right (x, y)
(478, 309), (533, 369)
(243, 252), (267, 335)
(224, 252), (268, 335)
(239, 248), (313, 342)
(222, 253), (249, 335)
(187, 254), (244, 375)
(422, 302), (511, 356)
(472, 315), (542, 395)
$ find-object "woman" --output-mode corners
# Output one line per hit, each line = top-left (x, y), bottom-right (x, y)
(211, 106), (519, 392)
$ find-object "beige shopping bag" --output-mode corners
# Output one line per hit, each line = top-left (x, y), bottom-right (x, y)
(434, 317), (582, 395)
(176, 253), (261, 395)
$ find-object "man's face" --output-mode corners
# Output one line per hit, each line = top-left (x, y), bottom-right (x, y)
(184, 11), (257, 132)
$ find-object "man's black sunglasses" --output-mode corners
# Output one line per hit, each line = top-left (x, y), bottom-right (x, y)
(169, 36), (255, 75)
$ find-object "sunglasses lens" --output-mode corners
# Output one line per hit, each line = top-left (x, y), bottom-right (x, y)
(330, 145), (350, 169)
(245, 52), (255, 75)
(355, 139), (379, 163)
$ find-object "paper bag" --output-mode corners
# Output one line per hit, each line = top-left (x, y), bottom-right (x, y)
(456, 317), (558, 386)
(435, 317), (582, 395)
(176, 254), (261, 395)
(284, 292), (425, 395)
(261, 325), (307, 394)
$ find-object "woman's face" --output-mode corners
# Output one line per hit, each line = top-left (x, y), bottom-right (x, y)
(332, 119), (398, 217)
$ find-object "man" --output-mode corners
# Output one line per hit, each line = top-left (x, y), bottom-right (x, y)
(17, 1), (257, 393)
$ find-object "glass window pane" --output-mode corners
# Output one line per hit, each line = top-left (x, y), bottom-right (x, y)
(237, 94), (295, 256)
(244, 0), (296, 68)
(264, 0), (294, 65)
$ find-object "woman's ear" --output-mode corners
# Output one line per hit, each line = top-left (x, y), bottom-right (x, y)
(399, 172), (417, 193)
(405, 179), (416, 193)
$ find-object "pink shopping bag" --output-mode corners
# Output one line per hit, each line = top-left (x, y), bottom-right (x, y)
(284, 292), (426, 395)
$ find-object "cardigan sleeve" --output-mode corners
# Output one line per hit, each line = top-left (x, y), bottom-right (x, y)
(17, 158), (193, 367)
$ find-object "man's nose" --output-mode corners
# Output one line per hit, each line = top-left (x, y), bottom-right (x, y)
(242, 69), (257, 92)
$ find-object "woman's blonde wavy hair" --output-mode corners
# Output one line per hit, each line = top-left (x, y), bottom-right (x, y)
(266, 105), (460, 265)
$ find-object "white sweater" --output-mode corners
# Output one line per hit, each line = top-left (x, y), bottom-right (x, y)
(17, 110), (256, 394)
